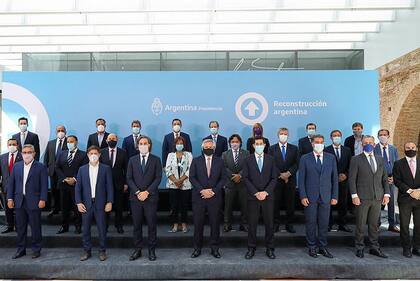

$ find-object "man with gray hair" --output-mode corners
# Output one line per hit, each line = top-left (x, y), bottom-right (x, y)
(349, 135), (390, 259)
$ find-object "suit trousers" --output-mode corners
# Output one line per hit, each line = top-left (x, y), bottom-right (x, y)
(274, 181), (296, 226)
(224, 184), (247, 225)
(329, 180), (349, 227)
(355, 199), (382, 250)
(399, 198), (420, 249)
(60, 183), (81, 227)
(15, 197), (42, 254)
(192, 196), (221, 250)
(304, 200), (331, 250)
(82, 203), (107, 252)
(131, 198), (158, 250)
(247, 199), (274, 249)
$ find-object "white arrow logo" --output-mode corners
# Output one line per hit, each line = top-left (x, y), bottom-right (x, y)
(244, 101), (259, 116)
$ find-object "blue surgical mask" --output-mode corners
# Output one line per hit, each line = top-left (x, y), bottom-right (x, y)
(19, 124), (27, 132)
(313, 143), (324, 153)
(210, 127), (218, 135)
(175, 144), (184, 152)
(255, 145), (265, 154)
(332, 136), (341, 145)
(363, 144), (374, 153)
(67, 142), (75, 151)
(307, 129), (316, 136)
(132, 127), (140, 135)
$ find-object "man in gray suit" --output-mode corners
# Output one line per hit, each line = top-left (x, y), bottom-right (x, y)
(349, 135), (390, 259)
(222, 134), (250, 232)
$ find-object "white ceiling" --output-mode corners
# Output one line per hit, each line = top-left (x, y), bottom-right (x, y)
(0, 0), (416, 70)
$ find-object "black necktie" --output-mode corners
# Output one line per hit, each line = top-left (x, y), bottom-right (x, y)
(56, 139), (63, 155)
(316, 155), (322, 171)
(110, 149), (115, 168)
(335, 147), (340, 160)
(141, 155), (146, 172)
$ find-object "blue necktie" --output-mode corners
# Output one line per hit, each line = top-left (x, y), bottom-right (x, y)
(257, 156), (263, 172)
(335, 147), (340, 160)
(281, 145), (286, 160)
(56, 139), (63, 156)
(316, 155), (322, 171)
(383, 146), (391, 175)
(141, 155), (146, 172)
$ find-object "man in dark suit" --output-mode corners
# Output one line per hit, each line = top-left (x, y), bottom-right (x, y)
(55, 135), (88, 234)
(243, 136), (277, 260)
(122, 120), (141, 158)
(6, 144), (48, 259)
(100, 133), (128, 233)
(87, 118), (109, 149)
(344, 122), (364, 156)
(189, 139), (226, 259)
(299, 134), (338, 258)
(298, 123), (316, 155)
(0, 138), (22, 233)
(12, 117), (40, 161)
(393, 142), (420, 258)
(269, 127), (299, 233)
(203, 121), (228, 157)
(325, 130), (352, 232)
(162, 118), (192, 167)
(349, 135), (390, 259)
(222, 134), (249, 232)
(76, 146), (114, 261)
(127, 136), (162, 261)
(44, 125), (68, 218)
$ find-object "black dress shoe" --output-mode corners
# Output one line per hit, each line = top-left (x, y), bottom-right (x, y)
(273, 224), (280, 233)
(56, 226), (69, 234)
(12, 251), (26, 259)
(388, 225), (400, 233)
(191, 249), (201, 258)
(308, 248), (318, 258)
(338, 224), (352, 233)
(245, 248), (255, 259)
(403, 248), (412, 258)
(32, 252), (41, 259)
(1, 227), (14, 234)
(285, 224), (296, 233)
(129, 249), (142, 261)
(412, 248), (420, 256)
(80, 251), (91, 261)
(223, 224), (232, 232)
(211, 249), (221, 259)
(116, 226), (124, 234)
(148, 249), (156, 261)
(99, 251), (107, 261)
(266, 248), (276, 259)
(369, 248), (388, 258)
(239, 224), (248, 232)
(319, 248), (334, 258)
(75, 226), (82, 234)
(47, 210), (56, 218)
(356, 249), (364, 258)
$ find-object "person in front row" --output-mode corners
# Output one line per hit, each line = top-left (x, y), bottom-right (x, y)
(349, 135), (390, 259)
(189, 139), (226, 259)
(76, 146), (114, 261)
(7, 144), (48, 259)
(127, 136), (162, 261)
(243, 136), (277, 260)
(299, 134), (338, 258)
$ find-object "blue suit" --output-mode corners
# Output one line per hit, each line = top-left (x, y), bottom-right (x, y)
(75, 163), (114, 252)
(162, 132), (192, 167)
(298, 152), (338, 250)
(122, 134), (140, 159)
(6, 160), (48, 254)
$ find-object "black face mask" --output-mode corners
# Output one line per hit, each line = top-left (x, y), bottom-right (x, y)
(108, 140), (117, 148)
(405, 149), (417, 158)
(203, 148), (214, 156)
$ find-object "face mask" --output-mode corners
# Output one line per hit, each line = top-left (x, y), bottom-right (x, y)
(108, 140), (117, 148)
(255, 145), (265, 155)
(97, 125), (105, 133)
(139, 145), (149, 155)
(89, 154), (99, 163)
(210, 127), (218, 135)
(67, 142), (75, 151)
(363, 143), (374, 153)
(175, 144), (184, 152)
(253, 127), (262, 137)
(203, 148), (214, 156)
(353, 130), (362, 137)
(19, 124), (27, 132)
(132, 127), (140, 135)
(230, 143), (240, 150)
(22, 153), (34, 163)
(57, 132), (65, 139)
(313, 143), (324, 153)
(8, 145), (17, 153)
(173, 125), (181, 133)
(307, 129), (316, 136)
(332, 136), (341, 145)
(278, 134), (288, 143)
(405, 149), (417, 158)
(378, 136), (388, 144)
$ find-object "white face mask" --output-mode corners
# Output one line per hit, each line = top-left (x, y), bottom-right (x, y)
(57, 132), (65, 139)
(8, 145), (17, 153)
(89, 154), (99, 163)
(378, 136), (388, 144)
(22, 153), (34, 164)
(278, 134), (288, 143)
(313, 143), (325, 153)
(173, 125), (181, 133)
(19, 124), (28, 132)
(97, 125), (105, 133)
(139, 145), (149, 155)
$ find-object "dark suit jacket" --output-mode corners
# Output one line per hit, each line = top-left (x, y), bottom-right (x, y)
(298, 152), (339, 204)
(126, 154), (162, 201)
(268, 143), (299, 185)
(0, 152), (23, 192)
(324, 145), (352, 175)
(344, 135), (364, 156)
(374, 144), (399, 176)
(246, 137), (270, 154)
(55, 149), (88, 183)
(162, 132), (192, 167)
(75, 163), (114, 210)
(189, 155), (226, 202)
(393, 157), (420, 201)
(44, 138), (68, 177)
(13, 131), (40, 161)
(87, 132), (110, 149)
(242, 153), (277, 200)
(6, 161), (48, 210)
(122, 134), (141, 159)
(348, 153), (390, 200)
(100, 147), (128, 190)
(298, 136), (313, 156)
(203, 135), (228, 157)
(222, 149), (249, 189)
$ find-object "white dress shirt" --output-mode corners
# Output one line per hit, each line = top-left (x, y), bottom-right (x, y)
(23, 159), (34, 195)
(364, 151), (377, 172)
(313, 152), (324, 164)
(55, 137), (65, 152)
(89, 163), (99, 199)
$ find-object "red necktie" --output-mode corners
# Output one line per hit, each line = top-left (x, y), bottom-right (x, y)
(8, 153), (14, 173)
